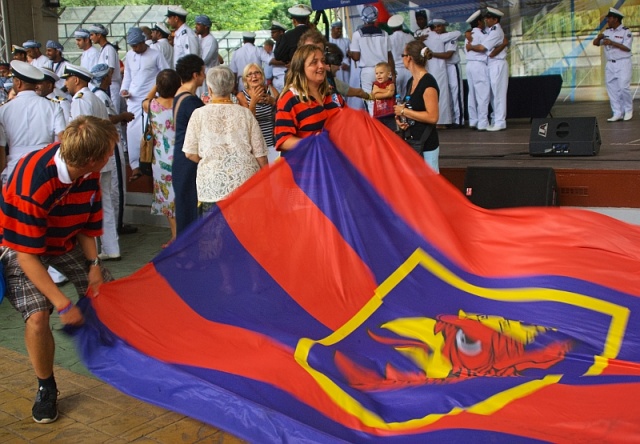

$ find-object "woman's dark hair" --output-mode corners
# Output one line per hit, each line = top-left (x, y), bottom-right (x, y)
(405, 40), (429, 66)
(156, 69), (181, 98)
(324, 43), (343, 66)
(175, 54), (204, 82)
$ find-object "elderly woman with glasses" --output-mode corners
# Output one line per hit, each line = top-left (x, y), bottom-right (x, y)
(236, 63), (279, 163)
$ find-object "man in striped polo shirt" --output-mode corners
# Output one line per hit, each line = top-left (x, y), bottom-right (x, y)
(0, 116), (117, 424)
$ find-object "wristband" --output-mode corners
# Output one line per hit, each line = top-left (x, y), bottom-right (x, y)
(86, 257), (101, 268)
(57, 301), (73, 315)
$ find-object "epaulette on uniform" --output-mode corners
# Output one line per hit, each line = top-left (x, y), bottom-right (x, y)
(75, 92), (83, 99)
(48, 96), (65, 103)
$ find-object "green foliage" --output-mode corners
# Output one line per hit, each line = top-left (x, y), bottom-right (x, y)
(60, 0), (312, 31)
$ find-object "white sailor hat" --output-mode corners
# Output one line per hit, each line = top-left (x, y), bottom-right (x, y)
(607, 7), (624, 18)
(166, 6), (188, 18)
(288, 4), (312, 18)
(152, 22), (170, 36)
(270, 21), (286, 31)
(430, 18), (448, 26)
(485, 7), (504, 18)
(242, 31), (256, 39)
(387, 15), (404, 28)
(88, 24), (109, 35)
(22, 40), (41, 49)
(9, 60), (44, 83)
(74, 28), (91, 39)
(466, 10), (483, 23)
(38, 67), (59, 83)
(60, 64), (93, 83)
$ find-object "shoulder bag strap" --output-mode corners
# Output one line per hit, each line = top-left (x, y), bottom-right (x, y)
(173, 92), (191, 122)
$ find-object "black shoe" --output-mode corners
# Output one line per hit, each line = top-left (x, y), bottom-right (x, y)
(32, 386), (58, 424)
(117, 224), (138, 235)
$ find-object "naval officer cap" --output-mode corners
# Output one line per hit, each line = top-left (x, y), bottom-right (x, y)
(270, 21), (286, 31)
(22, 40), (41, 49)
(387, 15), (404, 28)
(288, 4), (312, 18)
(466, 10), (483, 23)
(9, 60), (45, 83)
(74, 28), (91, 39)
(152, 22), (170, 36)
(242, 31), (256, 39)
(607, 7), (624, 18)
(88, 24), (109, 35)
(60, 64), (93, 83)
(38, 67), (60, 83)
(166, 6), (188, 18)
(485, 7), (504, 18)
(430, 18), (448, 26)
(12, 45), (27, 54)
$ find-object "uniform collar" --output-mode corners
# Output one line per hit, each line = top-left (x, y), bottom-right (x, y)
(16, 90), (39, 98)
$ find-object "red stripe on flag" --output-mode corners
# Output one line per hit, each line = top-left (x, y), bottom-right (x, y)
(325, 109), (640, 297)
(219, 159), (378, 330)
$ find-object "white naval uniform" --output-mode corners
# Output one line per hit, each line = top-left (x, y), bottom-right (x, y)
(602, 24), (633, 118)
(30, 55), (52, 70)
(350, 25), (391, 114)
(150, 38), (174, 69)
(69, 86), (119, 256)
(388, 30), (415, 99)
(50, 59), (71, 92)
(173, 23), (200, 67)
(465, 27), (490, 130)
(425, 31), (459, 125)
(46, 91), (71, 124)
(121, 46), (169, 170)
(230, 42), (263, 91)
(445, 36), (464, 126)
(0, 90), (66, 182)
(80, 46), (100, 71)
(483, 23), (508, 130)
(329, 36), (352, 86)
(98, 43), (123, 113)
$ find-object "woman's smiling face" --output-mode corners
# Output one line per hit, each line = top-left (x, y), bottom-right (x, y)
(304, 49), (326, 88)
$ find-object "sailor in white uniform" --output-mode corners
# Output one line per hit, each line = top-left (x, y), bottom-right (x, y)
(387, 15), (414, 99)
(36, 68), (71, 124)
(464, 10), (490, 131)
(150, 23), (174, 69)
(0, 61), (65, 183)
(594, 7), (634, 121)
(166, 7), (200, 67)
(483, 7), (508, 131)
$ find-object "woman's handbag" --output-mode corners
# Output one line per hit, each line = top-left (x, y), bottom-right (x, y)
(139, 109), (154, 176)
(403, 125), (433, 156)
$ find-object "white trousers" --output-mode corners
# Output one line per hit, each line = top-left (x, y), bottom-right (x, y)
(360, 66), (377, 116)
(488, 58), (508, 129)
(447, 63), (464, 126)
(606, 58), (633, 117)
(428, 58), (452, 125)
(100, 170), (120, 256)
(466, 60), (490, 130)
(126, 101), (144, 170)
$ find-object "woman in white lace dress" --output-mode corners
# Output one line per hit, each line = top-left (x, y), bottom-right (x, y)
(182, 66), (268, 214)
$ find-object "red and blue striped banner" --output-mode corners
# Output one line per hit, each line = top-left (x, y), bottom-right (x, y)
(73, 108), (640, 442)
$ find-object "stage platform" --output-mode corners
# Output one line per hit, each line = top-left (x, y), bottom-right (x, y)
(439, 101), (640, 208)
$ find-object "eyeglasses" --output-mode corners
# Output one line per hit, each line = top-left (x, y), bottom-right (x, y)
(401, 54), (410, 58)
(246, 71), (262, 77)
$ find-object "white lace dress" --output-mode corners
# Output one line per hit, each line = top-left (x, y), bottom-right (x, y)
(182, 102), (267, 203)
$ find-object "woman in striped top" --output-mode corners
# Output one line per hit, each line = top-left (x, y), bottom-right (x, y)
(274, 45), (345, 152)
(236, 63), (279, 163)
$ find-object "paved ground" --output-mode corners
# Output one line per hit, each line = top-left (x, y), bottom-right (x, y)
(0, 226), (245, 443)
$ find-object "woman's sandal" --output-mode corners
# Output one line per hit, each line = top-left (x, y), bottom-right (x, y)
(129, 169), (142, 182)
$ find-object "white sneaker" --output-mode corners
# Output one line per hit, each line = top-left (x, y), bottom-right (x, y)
(487, 125), (506, 132)
(98, 253), (121, 261)
(607, 115), (623, 122)
(624, 112), (633, 121)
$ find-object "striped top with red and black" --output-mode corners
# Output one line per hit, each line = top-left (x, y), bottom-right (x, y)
(0, 142), (103, 256)
(274, 88), (345, 150)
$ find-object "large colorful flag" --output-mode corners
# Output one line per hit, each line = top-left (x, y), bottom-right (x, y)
(72, 108), (640, 442)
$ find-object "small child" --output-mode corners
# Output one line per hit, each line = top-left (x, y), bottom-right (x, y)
(371, 62), (395, 118)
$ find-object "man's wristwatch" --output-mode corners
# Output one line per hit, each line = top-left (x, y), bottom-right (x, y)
(86, 257), (101, 268)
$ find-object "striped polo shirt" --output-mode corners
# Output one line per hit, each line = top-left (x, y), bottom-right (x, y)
(274, 87), (345, 150)
(0, 142), (103, 255)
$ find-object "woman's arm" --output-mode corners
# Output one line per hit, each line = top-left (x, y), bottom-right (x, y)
(142, 85), (158, 114)
(402, 87), (439, 125)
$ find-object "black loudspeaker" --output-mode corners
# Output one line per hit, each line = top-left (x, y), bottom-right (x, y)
(529, 117), (601, 156)
(464, 167), (558, 209)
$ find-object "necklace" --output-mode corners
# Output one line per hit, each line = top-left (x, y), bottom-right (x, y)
(209, 98), (233, 104)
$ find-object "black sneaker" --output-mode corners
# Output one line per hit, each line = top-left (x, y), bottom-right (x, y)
(117, 224), (138, 235)
(32, 386), (59, 424)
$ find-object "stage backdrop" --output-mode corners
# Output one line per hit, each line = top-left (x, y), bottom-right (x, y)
(72, 107), (640, 443)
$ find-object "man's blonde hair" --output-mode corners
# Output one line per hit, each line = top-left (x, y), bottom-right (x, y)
(59, 116), (118, 167)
